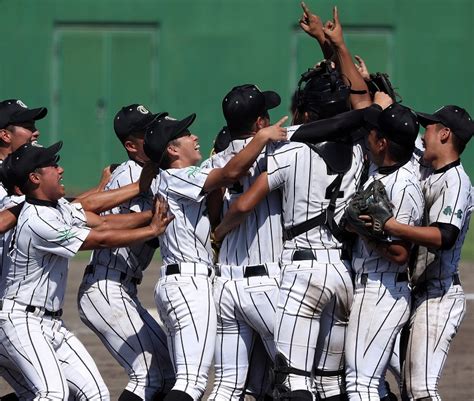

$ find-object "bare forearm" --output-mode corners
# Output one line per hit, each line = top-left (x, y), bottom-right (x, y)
(75, 182), (140, 213)
(334, 44), (372, 109)
(81, 226), (158, 250)
(222, 135), (267, 181)
(384, 218), (442, 249)
(98, 210), (152, 231)
(0, 204), (23, 233)
(214, 205), (249, 241)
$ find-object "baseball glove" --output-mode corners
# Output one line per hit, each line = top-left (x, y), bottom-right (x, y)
(344, 180), (393, 241)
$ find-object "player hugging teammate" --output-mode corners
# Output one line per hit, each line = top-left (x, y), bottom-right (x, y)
(0, 2), (473, 401)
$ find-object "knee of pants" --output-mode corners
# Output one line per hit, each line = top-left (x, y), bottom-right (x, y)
(36, 387), (69, 401)
(73, 382), (110, 401)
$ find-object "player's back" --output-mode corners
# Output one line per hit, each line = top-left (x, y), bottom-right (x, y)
(207, 138), (283, 266)
(267, 140), (365, 251)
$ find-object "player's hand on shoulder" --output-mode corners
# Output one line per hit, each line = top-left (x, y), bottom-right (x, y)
(256, 116), (288, 143)
(150, 195), (174, 235)
(139, 161), (159, 193)
(373, 91), (393, 110)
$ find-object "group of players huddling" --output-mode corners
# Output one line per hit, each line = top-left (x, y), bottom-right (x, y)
(0, 3), (472, 401)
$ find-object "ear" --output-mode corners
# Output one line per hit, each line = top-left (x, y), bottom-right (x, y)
(124, 139), (137, 154)
(378, 136), (388, 152)
(167, 142), (180, 157)
(439, 126), (451, 143)
(28, 171), (41, 185)
(304, 111), (310, 123)
(256, 116), (268, 130)
(0, 128), (12, 144)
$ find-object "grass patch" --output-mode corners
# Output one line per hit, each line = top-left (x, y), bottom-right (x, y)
(461, 226), (474, 262)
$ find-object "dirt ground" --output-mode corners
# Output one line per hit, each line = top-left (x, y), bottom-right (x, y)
(1, 260), (473, 400)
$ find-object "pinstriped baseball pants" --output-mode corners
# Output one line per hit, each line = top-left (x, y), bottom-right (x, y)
(275, 258), (353, 398)
(403, 280), (466, 401)
(0, 310), (109, 400)
(155, 267), (216, 401)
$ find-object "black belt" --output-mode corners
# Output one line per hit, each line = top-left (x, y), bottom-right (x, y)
(244, 265), (267, 278)
(165, 263), (213, 277)
(360, 272), (409, 285)
(0, 300), (63, 318)
(85, 265), (141, 285)
(292, 250), (317, 261)
(453, 273), (461, 285)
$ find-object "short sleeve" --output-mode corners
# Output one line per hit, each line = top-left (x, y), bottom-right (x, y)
(267, 142), (297, 191)
(160, 167), (212, 202)
(30, 212), (90, 258)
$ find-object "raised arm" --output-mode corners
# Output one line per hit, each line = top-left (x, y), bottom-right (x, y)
(202, 116), (288, 193)
(323, 7), (372, 109)
(214, 172), (271, 241)
(299, 2), (334, 60)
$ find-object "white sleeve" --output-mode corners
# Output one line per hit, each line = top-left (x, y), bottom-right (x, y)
(266, 142), (296, 191)
(162, 167), (212, 202)
(30, 212), (90, 258)
(429, 176), (471, 229)
(391, 181), (424, 227)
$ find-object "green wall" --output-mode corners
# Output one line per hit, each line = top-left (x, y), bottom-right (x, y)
(1, 0), (473, 192)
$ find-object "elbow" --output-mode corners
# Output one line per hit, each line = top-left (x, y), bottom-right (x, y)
(392, 254), (409, 266)
(233, 199), (253, 215)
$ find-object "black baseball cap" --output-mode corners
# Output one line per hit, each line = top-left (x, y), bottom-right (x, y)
(222, 84), (280, 128)
(364, 103), (419, 146)
(213, 126), (231, 153)
(144, 114), (196, 164)
(0, 99), (47, 129)
(1, 141), (62, 187)
(114, 104), (168, 141)
(416, 105), (474, 144)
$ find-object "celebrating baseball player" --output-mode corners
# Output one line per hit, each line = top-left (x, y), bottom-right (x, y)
(78, 104), (176, 401)
(0, 140), (174, 400)
(142, 111), (287, 401)
(204, 84), (283, 400)
(375, 105), (473, 400)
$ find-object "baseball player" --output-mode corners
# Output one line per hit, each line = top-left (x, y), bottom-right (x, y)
(203, 84), (283, 401)
(143, 112), (287, 401)
(214, 71), (385, 401)
(343, 103), (424, 401)
(78, 104), (175, 401)
(379, 105), (473, 400)
(0, 141), (174, 400)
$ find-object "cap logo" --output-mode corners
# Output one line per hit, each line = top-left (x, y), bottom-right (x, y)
(164, 116), (177, 121)
(137, 105), (149, 115)
(31, 142), (43, 148)
(434, 106), (444, 113)
(16, 100), (27, 108)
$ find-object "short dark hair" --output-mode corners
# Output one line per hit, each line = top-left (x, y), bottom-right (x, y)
(228, 111), (269, 136)
(376, 130), (414, 163)
(451, 129), (466, 154)
(159, 137), (181, 169)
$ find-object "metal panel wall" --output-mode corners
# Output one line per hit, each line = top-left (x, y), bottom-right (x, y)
(1, 0), (473, 191)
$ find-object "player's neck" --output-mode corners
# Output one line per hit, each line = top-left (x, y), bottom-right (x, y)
(430, 148), (459, 170)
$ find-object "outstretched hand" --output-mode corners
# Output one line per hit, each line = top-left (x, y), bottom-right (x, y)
(256, 116), (288, 142)
(354, 55), (371, 81)
(322, 6), (345, 48)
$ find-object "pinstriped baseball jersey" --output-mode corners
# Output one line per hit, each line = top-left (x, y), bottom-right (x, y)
(352, 161), (424, 274)
(150, 166), (213, 266)
(411, 161), (473, 283)
(89, 160), (155, 280)
(1, 198), (90, 311)
(204, 138), (283, 265)
(267, 140), (365, 250)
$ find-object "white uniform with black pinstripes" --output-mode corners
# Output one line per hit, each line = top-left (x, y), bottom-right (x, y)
(404, 159), (472, 400)
(203, 139), (283, 401)
(345, 161), (424, 401)
(266, 139), (365, 398)
(151, 166), (216, 401)
(0, 184), (37, 399)
(77, 160), (175, 400)
(0, 198), (109, 400)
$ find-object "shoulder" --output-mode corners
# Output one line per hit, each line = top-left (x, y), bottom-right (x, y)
(106, 160), (141, 189)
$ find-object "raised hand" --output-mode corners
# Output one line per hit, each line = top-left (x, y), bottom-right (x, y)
(299, 2), (325, 42)
(322, 6), (345, 48)
(373, 91), (393, 110)
(354, 55), (371, 81)
(256, 116), (289, 142)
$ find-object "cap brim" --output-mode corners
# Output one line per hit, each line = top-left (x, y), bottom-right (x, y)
(136, 111), (169, 131)
(415, 112), (442, 128)
(38, 141), (63, 166)
(171, 113), (197, 140)
(10, 107), (48, 124)
(263, 91), (281, 111)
